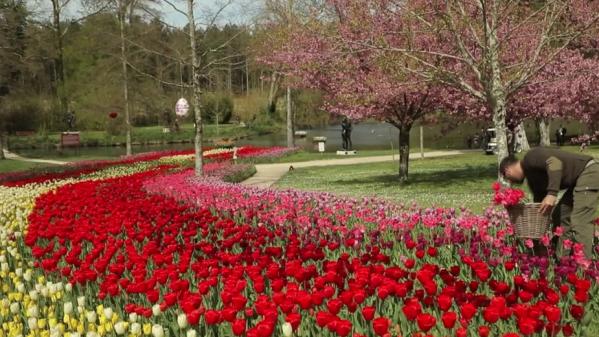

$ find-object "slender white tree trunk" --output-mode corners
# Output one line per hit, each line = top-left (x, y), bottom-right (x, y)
(119, 1), (132, 156)
(267, 72), (279, 115)
(188, 0), (203, 176)
(539, 118), (551, 147)
(0, 133), (5, 160)
(517, 122), (530, 151)
(286, 86), (294, 148)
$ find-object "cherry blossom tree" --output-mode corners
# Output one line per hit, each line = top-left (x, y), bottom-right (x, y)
(508, 49), (599, 146)
(266, 1), (458, 182)
(356, 0), (599, 165)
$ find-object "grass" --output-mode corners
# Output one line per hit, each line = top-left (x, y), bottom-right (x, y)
(275, 146), (599, 213)
(0, 159), (55, 174)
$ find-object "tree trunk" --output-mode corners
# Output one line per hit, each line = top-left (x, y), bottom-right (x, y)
(188, 0), (203, 176)
(398, 124), (412, 183)
(51, 0), (68, 122)
(245, 60), (250, 96)
(267, 72), (279, 116)
(119, 1), (132, 156)
(286, 86), (294, 148)
(486, 22), (509, 168)
(0, 133), (5, 160)
(517, 122), (530, 151)
(538, 118), (551, 147)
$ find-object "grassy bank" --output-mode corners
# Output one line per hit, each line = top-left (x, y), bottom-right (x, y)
(275, 146), (599, 212)
(0, 160), (55, 174)
(7, 123), (276, 150)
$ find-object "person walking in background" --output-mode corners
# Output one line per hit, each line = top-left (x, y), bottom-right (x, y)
(560, 126), (568, 146)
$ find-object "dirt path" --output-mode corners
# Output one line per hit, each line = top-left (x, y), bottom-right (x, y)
(2, 150), (67, 165)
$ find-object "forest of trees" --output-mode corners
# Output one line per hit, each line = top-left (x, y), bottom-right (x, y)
(0, 0), (329, 137)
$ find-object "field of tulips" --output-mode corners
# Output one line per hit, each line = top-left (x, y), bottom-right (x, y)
(0, 147), (598, 337)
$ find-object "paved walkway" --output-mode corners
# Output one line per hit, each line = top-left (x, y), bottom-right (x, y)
(2, 149), (67, 165)
(242, 150), (470, 188)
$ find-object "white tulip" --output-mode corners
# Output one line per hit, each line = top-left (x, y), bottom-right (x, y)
(24, 270), (32, 281)
(70, 333), (81, 337)
(114, 322), (127, 335)
(186, 329), (197, 337)
(130, 323), (141, 335)
(29, 290), (39, 301)
(151, 304), (161, 316)
(50, 329), (61, 337)
(77, 296), (85, 307)
(27, 305), (39, 318)
(0, 254), (6, 263)
(55, 282), (63, 291)
(27, 317), (38, 330)
(128, 313), (138, 322)
(282, 322), (293, 337)
(40, 287), (49, 297)
(86, 311), (97, 323)
(103, 307), (113, 320)
(65, 283), (72, 292)
(63, 302), (73, 315)
(86, 332), (99, 337)
(2, 263), (9, 272)
(177, 313), (188, 329)
(15, 268), (22, 276)
(16, 283), (25, 293)
(10, 302), (19, 314)
(151, 324), (164, 337)
(35, 284), (43, 292)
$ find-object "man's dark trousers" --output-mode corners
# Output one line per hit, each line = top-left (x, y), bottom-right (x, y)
(552, 161), (599, 258)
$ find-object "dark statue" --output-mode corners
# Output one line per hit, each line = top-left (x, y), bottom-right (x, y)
(65, 111), (76, 131)
(341, 117), (352, 151)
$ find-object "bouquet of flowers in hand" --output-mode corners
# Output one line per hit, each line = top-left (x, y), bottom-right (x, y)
(492, 182), (526, 207)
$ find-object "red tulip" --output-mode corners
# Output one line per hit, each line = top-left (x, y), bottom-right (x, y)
(460, 303), (477, 321)
(335, 319), (352, 337)
(437, 294), (453, 311)
(569, 305), (584, 320)
(478, 326), (490, 337)
(416, 313), (436, 332)
(456, 327), (468, 337)
(361, 306), (375, 321)
(518, 317), (537, 336)
(544, 306), (561, 322)
(231, 319), (246, 336)
(286, 313), (301, 330)
(372, 317), (389, 336)
(204, 310), (221, 325)
(441, 311), (457, 329)
(483, 307), (500, 324)
(402, 302), (421, 321)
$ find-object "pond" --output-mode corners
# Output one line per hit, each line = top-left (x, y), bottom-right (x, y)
(13, 121), (581, 160)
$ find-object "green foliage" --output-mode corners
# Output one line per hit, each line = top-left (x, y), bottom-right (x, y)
(202, 92), (234, 124)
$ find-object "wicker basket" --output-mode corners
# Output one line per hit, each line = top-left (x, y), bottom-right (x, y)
(506, 203), (552, 239)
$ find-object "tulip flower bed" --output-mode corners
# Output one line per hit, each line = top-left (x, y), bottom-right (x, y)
(1, 150), (598, 337)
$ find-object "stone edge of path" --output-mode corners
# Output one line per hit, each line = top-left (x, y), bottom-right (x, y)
(241, 150), (472, 188)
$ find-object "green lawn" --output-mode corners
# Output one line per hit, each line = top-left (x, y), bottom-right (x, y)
(0, 159), (54, 174)
(275, 147), (599, 213)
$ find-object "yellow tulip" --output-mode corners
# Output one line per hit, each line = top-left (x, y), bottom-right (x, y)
(142, 323), (151, 336)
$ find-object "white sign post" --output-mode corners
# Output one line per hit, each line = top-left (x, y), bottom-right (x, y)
(175, 98), (189, 117)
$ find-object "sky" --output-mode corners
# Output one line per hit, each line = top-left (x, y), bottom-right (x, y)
(28, 0), (263, 28)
